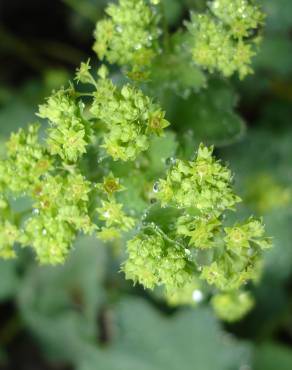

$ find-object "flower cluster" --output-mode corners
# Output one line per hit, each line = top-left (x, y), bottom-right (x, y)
(0, 219), (20, 259)
(124, 144), (271, 320)
(93, 0), (160, 78)
(211, 291), (254, 322)
(157, 144), (241, 214)
(21, 173), (95, 264)
(38, 89), (90, 163)
(90, 72), (169, 161)
(0, 0), (270, 322)
(95, 174), (135, 240)
(0, 55), (169, 263)
(187, 0), (264, 79)
(123, 231), (192, 291)
(1, 124), (51, 194)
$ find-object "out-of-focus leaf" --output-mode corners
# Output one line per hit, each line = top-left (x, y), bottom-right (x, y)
(163, 0), (185, 26)
(263, 210), (292, 281)
(0, 100), (35, 138)
(147, 132), (178, 174)
(163, 80), (245, 146)
(261, 0), (292, 33)
(79, 298), (252, 370)
(0, 260), (19, 301)
(17, 236), (106, 361)
(254, 37), (292, 76)
(150, 32), (206, 98)
(254, 342), (292, 370)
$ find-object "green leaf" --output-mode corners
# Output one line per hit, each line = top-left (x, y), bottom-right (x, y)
(254, 343), (292, 370)
(0, 260), (19, 301)
(147, 132), (178, 174)
(17, 236), (107, 362)
(79, 298), (252, 370)
(254, 36), (292, 76)
(261, 0), (292, 33)
(0, 100), (35, 138)
(163, 80), (246, 146)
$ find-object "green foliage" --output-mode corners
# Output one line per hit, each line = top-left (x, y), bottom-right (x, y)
(254, 343), (292, 370)
(18, 236), (107, 361)
(0, 0), (270, 325)
(19, 258), (252, 370)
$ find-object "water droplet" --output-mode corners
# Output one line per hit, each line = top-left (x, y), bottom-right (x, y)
(153, 182), (159, 193)
(103, 211), (110, 218)
(185, 248), (191, 256)
(165, 157), (176, 166)
(134, 43), (142, 50)
(115, 25), (123, 33)
(32, 208), (40, 215)
(42, 229), (47, 236)
(192, 289), (204, 303)
(213, 1), (219, 9)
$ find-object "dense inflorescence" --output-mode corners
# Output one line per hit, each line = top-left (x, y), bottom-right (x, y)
(0, 0), (270, 322)
(93, 0), (161, 78)
(124, 145), (271, 317)
(90, 69), (170, 161)
(187, 0), (264, 79)
(0, 63), (169, 263)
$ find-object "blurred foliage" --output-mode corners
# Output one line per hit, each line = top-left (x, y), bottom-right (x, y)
(0, 0), (292, 369)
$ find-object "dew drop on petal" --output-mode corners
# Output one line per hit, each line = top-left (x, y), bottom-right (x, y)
(115, 25), (123, 33)
(153, 182), (159, 193)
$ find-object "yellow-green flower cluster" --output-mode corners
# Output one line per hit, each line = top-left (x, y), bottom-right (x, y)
(0, 0), (270, 323)
(124, 144), (271, 320)
(123, 232), (192, 291)
(93, 0), (160, 77)
(225, 217), (271, 251)
(38, 89), (89, 162)
(96, 174), (135, 240)
(0, 121), (98, 263)
(21, 173), (95, 264)
(0, 124), (51, 194)
(210, 0), (264, 38)
(0, 220), (20, 259)
(90, 76), (169, 161)
(187, 0), (264, 79)
(0, 60), (168, 263)
(157, 144), (241, 214)
(211, 291), (254, 322)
